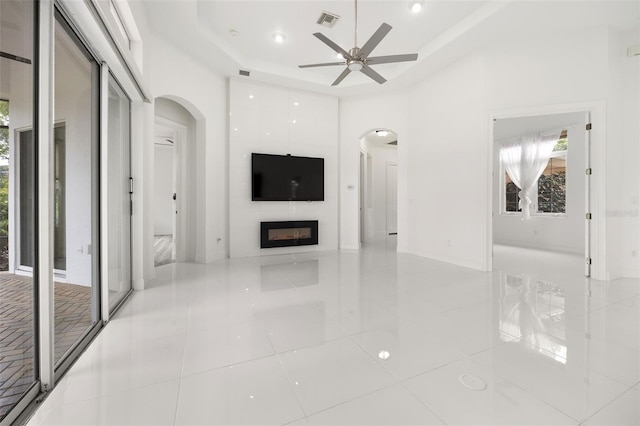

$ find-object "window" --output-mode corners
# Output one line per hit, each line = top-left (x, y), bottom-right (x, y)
(504, 131), (568, 214)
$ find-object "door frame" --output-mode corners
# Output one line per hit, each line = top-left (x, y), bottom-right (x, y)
(154, 116), (187, 263)
(485, 101), (607, 280)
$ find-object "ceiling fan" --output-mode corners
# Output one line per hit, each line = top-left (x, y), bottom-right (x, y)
(299, 0), (418, 86)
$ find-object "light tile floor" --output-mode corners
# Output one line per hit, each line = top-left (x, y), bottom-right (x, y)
(25, 240), (640, 425)
(1, 276), (93, 420)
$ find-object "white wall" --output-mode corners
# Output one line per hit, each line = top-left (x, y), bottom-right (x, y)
(339, 25), (639, 279)
(130, 2), (639, 280)
(140, 32), (228, 282)
(405, 53), (488, 270)
(493, 112), (586, 254)
(153, 143), (174, 235)
(606, 29), (640, 279)
(360, 136), (397, 240)
(229, 78), (339, 258)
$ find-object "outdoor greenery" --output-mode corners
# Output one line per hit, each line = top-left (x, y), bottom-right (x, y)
(538, 171), (566, 213)
(1, 100), (9, 270)
(553, 137), (568, 152)
(0, 100), (9, 239)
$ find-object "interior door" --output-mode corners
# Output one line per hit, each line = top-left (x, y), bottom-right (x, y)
(360, 152), (364, 243)
(386, 162), (398, 235)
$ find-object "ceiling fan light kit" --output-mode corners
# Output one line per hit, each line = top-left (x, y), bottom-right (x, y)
(299, 0), (418, 86)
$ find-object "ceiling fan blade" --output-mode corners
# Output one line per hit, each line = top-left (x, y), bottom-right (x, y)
(299, 62), (346, 69)
(313, 33), (351, 58)
(360, 65), (387, 84)
(366, 53), (418, 65)
(332, 67), (351, 86)
(359, 23), (392, 58)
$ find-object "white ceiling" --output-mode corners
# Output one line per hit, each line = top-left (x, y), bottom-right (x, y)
(132, 0), (640, 97)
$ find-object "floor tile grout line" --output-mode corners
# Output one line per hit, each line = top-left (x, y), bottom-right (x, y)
(397, 379), (448, 425)
(273, 351), (310, 420)
(577, 386), (640, 426)
(172, 284), (198, 426)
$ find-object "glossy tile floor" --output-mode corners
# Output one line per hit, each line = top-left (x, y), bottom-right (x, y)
(25, 239), (640, 425)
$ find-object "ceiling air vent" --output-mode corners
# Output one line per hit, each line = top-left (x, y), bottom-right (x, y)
(239, 70), (250, 77)
(317, 11), (340, 28)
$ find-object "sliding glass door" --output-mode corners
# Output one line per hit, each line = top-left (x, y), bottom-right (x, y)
(1, 2), (135, 422)
(106, 75), (132, 310)
(52, 10), (101, 370)
(0, 1), (39, 423)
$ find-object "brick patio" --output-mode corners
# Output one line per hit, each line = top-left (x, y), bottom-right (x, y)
(0, 274), (93, 419)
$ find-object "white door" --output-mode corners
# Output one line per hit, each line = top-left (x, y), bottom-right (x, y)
(360, 152), (365, 243)
(386, 163), (398, 235)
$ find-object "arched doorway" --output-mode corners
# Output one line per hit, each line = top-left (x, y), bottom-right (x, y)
(359, 128), (398, 247)
(153, 97), (201, 266)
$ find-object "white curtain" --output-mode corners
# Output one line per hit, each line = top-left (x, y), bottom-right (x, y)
(500, 132), (561, 219)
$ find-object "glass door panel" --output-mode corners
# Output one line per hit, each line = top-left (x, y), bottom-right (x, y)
(106, 75), (131, 310)
(53, 12), (100, 367)
(53, 125), (66, 272)
(0, 0), (38, 422)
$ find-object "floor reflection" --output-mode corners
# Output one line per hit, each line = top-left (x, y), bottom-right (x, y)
(498, 271), (567, 364)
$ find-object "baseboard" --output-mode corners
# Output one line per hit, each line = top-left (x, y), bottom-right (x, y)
(614, 268), (640, 279)
(413, 249), (486, 271)
(133, 278), (145, 291)
(340, 244), (360, 251)
(493, 240), (582, 256)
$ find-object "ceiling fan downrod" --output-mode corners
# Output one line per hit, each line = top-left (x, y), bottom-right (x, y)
(354, 0), (358, 48)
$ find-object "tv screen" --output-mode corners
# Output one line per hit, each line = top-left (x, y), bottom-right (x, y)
(252, 153), (324, 201)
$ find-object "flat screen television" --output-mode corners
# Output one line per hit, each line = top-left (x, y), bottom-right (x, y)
(252, 153), (324, 201)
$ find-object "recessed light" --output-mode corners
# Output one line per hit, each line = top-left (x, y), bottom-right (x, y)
(249, 94), (254, 99)
(293, 102), (299, 106)
(229, 29), (239, 37)
(409, 0), (425, 13)
(273, 32), (286, 43)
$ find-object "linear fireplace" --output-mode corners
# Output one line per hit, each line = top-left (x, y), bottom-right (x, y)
(260, 220), (319, 249)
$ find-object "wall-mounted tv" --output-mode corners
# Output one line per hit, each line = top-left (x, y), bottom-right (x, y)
(252, 153), (324, 201)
